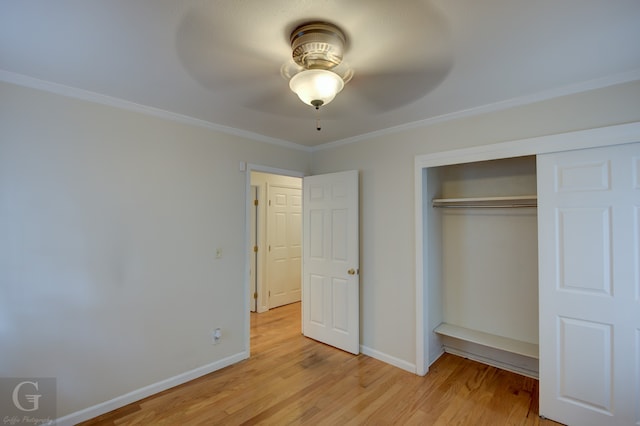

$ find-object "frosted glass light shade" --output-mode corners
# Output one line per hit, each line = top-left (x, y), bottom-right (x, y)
(289, 69), (344, 107)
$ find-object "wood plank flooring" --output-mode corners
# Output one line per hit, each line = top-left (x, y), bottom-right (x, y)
(80, 302), (561, 425)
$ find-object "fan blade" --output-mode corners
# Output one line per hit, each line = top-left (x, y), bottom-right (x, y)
(345, 58), (452, 114)
(175, 4), (289, 90)
(242, 80), (307, 118)
(335, 0), (453, 112)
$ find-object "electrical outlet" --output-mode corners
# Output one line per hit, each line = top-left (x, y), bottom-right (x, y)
(212, 328), (222, 344)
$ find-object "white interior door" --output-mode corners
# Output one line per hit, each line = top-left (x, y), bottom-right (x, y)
(268, 185), (302, 308)
(303, 170), (359, 354)
(538, 142), (640, 425)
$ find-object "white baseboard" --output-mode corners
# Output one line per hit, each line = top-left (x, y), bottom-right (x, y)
(56, 351), (249, 426)
(442, 346), (539, 379)
(360, 345), (416, 374)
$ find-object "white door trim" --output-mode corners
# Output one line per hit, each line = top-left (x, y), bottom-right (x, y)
(244, 164), (305, 356)
(414, 121), (640, 376)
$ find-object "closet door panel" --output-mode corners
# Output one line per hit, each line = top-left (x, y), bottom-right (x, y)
(538, 142), (640, 426)
(556, 206), (611, 295)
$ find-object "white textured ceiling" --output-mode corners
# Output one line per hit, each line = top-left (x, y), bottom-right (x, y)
(1, 0), (640, 147)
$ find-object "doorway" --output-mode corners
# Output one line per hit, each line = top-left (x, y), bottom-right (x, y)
(250, 171), (303, 313)
(244, 164), (305, 354)
(244, 165), (361, 356)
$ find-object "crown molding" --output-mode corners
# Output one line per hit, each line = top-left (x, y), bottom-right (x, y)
(0, 70), (311, 153)
(312, 68), (640, 152)
(4, 68), (639, 154)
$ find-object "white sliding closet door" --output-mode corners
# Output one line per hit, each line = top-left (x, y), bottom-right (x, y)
(538, 142), (640, 425)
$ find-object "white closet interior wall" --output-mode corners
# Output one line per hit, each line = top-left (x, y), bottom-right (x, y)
(428, 155), (539, 376)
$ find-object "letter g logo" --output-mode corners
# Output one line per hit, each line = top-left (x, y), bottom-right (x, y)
(12, 381), (41, 412)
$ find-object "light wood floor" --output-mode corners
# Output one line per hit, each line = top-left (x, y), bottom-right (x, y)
(81, 302), (561, 425)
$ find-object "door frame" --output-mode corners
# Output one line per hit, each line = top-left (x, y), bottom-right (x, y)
(413, 121), (640, 376)
(250, 184), (258, 312)
(244, 163), (305, 355)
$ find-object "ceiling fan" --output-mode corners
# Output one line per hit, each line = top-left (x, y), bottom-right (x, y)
(281, 21), (353, 111)
(176, 1), (452, 122)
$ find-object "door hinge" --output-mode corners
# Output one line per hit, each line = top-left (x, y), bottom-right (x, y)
(268, 199), (271, 206)
(268, 245), (271, 252)
(254, 199), (259, 206)
(253, 292), (257, 299)
(269, 290), (271, 297)
(253, 245), (258, 253)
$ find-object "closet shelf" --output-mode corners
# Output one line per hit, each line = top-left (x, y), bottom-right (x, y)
(434, 323), (539, 359)
(432, 195), (537, 209)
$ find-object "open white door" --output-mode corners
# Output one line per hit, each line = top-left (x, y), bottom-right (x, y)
(538, 142), (640, 425)
(303, 170), (359, 354)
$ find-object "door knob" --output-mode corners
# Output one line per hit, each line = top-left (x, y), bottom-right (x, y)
(348, 268), (357, 275)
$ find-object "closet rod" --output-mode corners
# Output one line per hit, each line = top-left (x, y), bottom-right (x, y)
(433, 203), (537, 209)
(432, 195), (537, 209)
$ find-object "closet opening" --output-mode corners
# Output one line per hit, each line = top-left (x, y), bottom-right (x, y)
(425, 155), (539, 378)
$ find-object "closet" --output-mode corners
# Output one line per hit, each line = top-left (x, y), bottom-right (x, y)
(417, 125), (640, 425)
(426, 155), (540, 378)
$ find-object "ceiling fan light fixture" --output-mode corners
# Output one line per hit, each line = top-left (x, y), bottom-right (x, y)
(289, 69), (344, 108)
(285, 21), (351, 111)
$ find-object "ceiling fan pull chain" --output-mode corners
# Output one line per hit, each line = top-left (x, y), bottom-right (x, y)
(316, 108), (322, 131)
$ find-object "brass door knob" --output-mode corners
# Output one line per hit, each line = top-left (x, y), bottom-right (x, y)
(348, 268), (357, 275)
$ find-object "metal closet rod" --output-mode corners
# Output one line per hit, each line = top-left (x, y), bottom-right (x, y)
(433, 203), (537, 209)
(431, 195), (538, 209)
